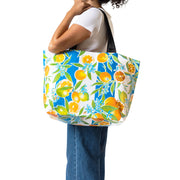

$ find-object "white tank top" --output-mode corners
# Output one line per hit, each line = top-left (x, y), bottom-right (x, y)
(70, 7), (114, 53)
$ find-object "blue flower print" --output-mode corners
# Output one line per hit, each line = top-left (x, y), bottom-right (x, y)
(114, 64), (125, 71)
(102, 84), (109, 94)
(82, 63), (96, 73)
(80, 85), (88, 94)
(85, 105), (94, 114)
(94, 98), (104, 112)
(88, 64), (96, 73)
(106, 111), (113, 119)
(58, 65), (66, 76)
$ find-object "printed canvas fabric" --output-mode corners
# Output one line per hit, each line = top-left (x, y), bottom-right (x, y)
(43, 50), (140, 126)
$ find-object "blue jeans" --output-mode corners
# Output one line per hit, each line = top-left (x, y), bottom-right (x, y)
(66, 124), (108, 180)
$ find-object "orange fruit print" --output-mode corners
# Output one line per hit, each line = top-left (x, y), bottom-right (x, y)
(104, 97), (117, 107)
(100, 72), (111, 82)
(55, 54), (65, 63)
(128, 63), (135, 74)
(69, 102), (79, 113)
(75, 70), (86, 80)
(114, 71), (125, 82)
(104, 97), (121, 121)
(82, 55), (94, 64)
(97, 53), (108, 63)
(45, 65), (49, 76)
(92, 113), (104, 121)
(71, 91), (80, 103)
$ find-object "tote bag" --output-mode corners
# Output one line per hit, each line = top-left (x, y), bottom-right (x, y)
(43, 8), (140, 126)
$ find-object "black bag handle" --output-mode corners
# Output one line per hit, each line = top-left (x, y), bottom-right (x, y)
(70, 7), (116, 53)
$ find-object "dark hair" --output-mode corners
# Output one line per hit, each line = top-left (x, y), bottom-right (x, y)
(98, 0), (128, 8)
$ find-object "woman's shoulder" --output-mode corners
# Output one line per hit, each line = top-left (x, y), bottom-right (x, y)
(82, 7), (103, 18)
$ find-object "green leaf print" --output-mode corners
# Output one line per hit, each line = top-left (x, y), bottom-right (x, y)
(53, 69), (59, 74)
(65, 98), (69, 113)
(56, 116), (70, 120)
(80, 84), (86, 91)
(64, 65), (72, 68)
(91, 88), (99, 95)
(92, 82), (104, 86)
(120, 54), (128, 60)
(80, 120), (89, 125)
(110, 81), (115, 95)
(92, 100), (96, 109)
(50, 63), (58, 66)
(53, 55), (56, 62)
(95, 71), (101, 76)
(43, 54), (47, 59)
(65, 52), (69, 57)
(107, 61), (112, 71)
(98, 87), (103, 97)
(75, 80), (82, 90)
(124, 72), (131, 76)
(101, 94), (105, 102)
(44, 104), (48, 108)
(86, 114), (92, 119)
(112, 55), (121, 64)
(46, 83), (49, 94)
(53, 73), (61, 83)
(101, 113), (107, 119)
(57, 86), (73, 91)
(72, 63), (84, 68)
(80, 115), (87, 117)
(49, 99), (54, 109)
(117, 82), (121, 88)
(120, 91), (127, 103)
(120, 112), (126, 118)
(126, 62), (129, 71)
(87, 72), (92, 80)
(71, 121), (78, 125)
(110, 114), (118, 121)
(78, 50), (85, 57)
(65, 72), (72, 82)
(118, 90), (121, 100)
(93, 62), (97, 67)
(128, 80), (132, 85)
(63, 57), (71, 65)
(79, 107), (85, 115)
(101, 105), (118, 112)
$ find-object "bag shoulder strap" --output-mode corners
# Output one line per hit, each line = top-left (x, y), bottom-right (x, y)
(70, 7), (116, 53)
(98, 8), (116, 52)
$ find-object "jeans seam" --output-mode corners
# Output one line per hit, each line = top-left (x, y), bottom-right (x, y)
(74, 125), (77, 180)
(99, 128), (102, 180)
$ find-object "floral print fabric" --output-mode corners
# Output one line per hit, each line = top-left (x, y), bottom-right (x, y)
(43, 50), (140, 126)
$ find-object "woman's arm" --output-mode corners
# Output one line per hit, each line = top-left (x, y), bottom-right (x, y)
(48, 0), (92, 54)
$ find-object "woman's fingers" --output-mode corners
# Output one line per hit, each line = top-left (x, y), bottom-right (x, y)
(71, 0), (92, 15)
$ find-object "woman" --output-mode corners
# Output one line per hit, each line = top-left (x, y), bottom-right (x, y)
(48, 0), (128, 179)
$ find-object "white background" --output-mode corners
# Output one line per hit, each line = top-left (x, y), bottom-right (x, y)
(0, 0), (180, 179)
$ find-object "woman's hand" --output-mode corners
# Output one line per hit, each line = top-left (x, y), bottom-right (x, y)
(70, 0), (92, 16)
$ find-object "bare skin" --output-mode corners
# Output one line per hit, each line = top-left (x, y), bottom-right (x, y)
(48, 0), (102, 54)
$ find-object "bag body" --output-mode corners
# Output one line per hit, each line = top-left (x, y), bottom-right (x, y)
(43, 8), (140, 126)
(43, 50), (140, 126)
